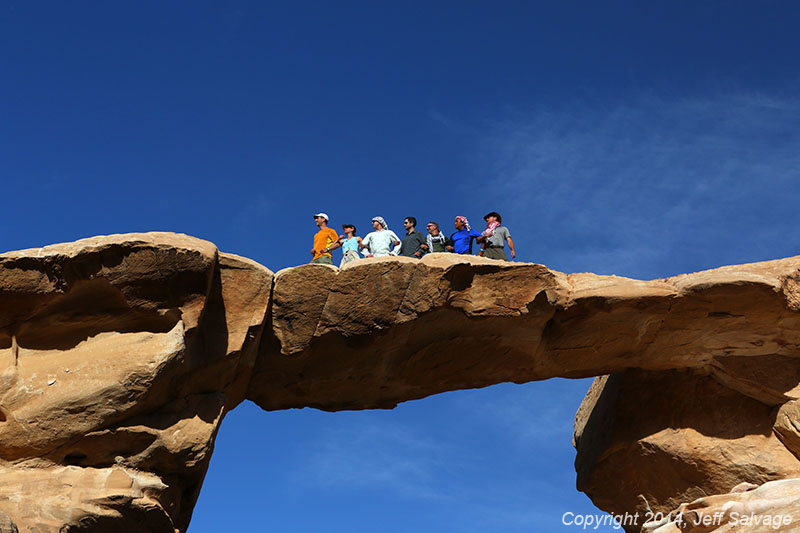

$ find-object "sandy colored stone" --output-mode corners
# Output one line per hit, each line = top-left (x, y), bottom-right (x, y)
(0, 234), (272, 532)
(643, 478), (800, 533)
(0, 466), (175, 531)
(249, 254), (800, 411)
(574, 370), (800, 531)
(710, 355), (800, 406)
(250, 255), (560, 410)
(3, 234), (800, 531)
(775, 400), (800, 461)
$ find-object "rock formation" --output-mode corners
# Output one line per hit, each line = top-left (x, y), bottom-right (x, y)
(0, 234), (271, 532)
(2, 232), (800, 532)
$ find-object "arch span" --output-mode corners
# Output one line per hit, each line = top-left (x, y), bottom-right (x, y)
(2, 232), (800, 531)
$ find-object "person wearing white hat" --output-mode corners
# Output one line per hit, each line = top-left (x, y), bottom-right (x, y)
(310, 212), (340, 264)
(360, 216), (401, 258)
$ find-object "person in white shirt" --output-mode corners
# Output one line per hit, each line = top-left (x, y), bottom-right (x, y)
(360, 216), (401, 258)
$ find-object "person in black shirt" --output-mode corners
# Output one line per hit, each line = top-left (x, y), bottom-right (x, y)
(399, 217), (428, 258)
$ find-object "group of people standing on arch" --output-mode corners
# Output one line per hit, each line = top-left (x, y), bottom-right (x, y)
(310, 212), (516, 268)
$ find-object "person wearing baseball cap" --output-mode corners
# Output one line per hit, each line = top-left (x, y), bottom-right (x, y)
(310, 212), (340, 264)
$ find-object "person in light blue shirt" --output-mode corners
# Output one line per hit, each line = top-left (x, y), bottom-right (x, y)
(360, 216), (401, 257)
(338, 224), (362, 267)
(447, 215), (482, 254)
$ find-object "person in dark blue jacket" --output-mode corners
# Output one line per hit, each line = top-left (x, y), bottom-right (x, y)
(446, 215), (482, 254)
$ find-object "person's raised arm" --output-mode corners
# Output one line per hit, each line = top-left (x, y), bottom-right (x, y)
(321, 230), (341, 255)
(323, 239), (342, 254)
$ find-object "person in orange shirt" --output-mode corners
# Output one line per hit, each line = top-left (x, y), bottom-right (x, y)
(310, 212), (341, 264)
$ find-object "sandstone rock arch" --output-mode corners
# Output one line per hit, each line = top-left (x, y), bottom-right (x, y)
(3, 233), (800, 532)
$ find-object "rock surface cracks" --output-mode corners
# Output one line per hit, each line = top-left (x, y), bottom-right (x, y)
(3, 232), (800, 532)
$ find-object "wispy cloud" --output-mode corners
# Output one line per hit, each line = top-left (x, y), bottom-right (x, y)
(473, 92), (800, 278)
(293, 418), (471, 501)
(278, 380), (618, 532)
(428, 108), (481, 136)
(453, 381), (584, 450)
(290, 380), (603, 527)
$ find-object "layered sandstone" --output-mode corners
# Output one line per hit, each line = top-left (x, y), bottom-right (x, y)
(2, 232), (800, 532)
(0, 234), (271, 532)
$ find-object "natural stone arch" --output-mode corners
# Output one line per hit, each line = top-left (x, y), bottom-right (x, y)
(2, 233), (800, 531)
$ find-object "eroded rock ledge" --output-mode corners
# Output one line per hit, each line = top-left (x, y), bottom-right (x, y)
(2, 232), (800, 532)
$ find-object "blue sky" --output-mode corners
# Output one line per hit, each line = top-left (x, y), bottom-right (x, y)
(3, 2), (800, 531)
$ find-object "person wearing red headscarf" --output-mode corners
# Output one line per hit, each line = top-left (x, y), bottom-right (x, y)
(446, 215), (482, 254)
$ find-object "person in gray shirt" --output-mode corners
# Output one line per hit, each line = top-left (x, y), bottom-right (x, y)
(478, 211), (516, 261)
(399, 217), (428, 258)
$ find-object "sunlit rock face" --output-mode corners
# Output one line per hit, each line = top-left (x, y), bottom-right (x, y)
(0, 234), (271, 532)
(2, 232), (800, 532)
(574, 371), (800, 532)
